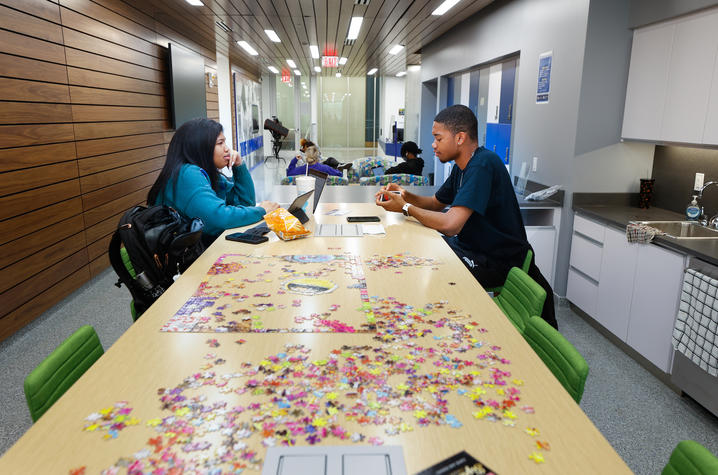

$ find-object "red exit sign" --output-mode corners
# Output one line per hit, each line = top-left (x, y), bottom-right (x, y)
(321, 56), (338, 67)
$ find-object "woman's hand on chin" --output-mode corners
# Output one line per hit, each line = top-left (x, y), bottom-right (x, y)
(229, 150), (243, 168)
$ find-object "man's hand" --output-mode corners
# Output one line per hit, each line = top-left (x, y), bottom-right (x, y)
(374, 185), (406, 213)
(259, 201), (279, 213)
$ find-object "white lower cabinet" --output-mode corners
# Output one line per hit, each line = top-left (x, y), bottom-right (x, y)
(628, 244), (686, 372)
(526, 226), (556, 285)
(596, 227), (638, 341)
(568, 214), (687, 373)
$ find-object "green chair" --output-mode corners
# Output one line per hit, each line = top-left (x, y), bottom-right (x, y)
(662, 440), (718, 475)
(523, 316), (589, 403)
(486, 249), (533, 296)
(24, 325), (104, 422)
(493, 265), (546, 334)
(120, 247), (139, 321)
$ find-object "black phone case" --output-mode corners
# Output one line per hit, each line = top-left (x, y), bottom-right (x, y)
(225, 232), (268, 244)
(347, 216), (380, 222)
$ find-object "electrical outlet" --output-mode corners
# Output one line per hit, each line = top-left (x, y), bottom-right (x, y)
(695, 172), (705, 191)
(532, 156), (538, 173)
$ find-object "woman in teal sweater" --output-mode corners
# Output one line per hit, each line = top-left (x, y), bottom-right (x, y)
(147, 118), (278, 245)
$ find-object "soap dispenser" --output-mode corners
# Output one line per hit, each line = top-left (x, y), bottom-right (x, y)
(686, 195), (701, 220)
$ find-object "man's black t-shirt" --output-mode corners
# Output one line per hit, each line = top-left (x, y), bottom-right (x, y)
(435, 146), (528, 262)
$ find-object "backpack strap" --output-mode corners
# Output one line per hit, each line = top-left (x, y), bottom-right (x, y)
(108, 232), (140, 298)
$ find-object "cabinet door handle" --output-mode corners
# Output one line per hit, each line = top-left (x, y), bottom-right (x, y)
(495, 106), (498, 120)
(508, 104), (512, 121)
(505, 147), (509, 158)
(493, 145), (496, 151)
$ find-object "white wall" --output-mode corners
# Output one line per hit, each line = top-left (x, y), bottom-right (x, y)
(382, 76), (406, 142)
(216, 52), (233, 149)
(404, 66), (422, 143)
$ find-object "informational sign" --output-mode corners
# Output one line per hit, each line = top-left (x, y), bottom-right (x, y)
(281, 68), (291, 83)
(536, 50), (552, 104)
(322, 55), (339, 67)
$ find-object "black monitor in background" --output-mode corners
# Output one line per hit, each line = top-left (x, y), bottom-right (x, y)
(251, 104), (259, 133)
(168, 43), (207, 129)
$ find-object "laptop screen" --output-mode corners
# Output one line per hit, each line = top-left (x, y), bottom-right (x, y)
(307, 168), (328, 213)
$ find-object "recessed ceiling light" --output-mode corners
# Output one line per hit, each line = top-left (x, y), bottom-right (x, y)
(336, 72), (342, 78)
(432, 0), (461, 15)
(286, 59), (297, 68)
(314, 66), (321, 73)
(367, 68), (377, 75)
(389, 44), (404, 55)
(237, 41), (258, 56)
(347, 17), (363, 40)
(309, 45), (319, 59)
(294, 69), (301, 75)
(264, 30), (281, 42)
(339, 57), (347, 65)
(396, 71), (406, 77)
(268, 66), (279, 74)
(185, 0), (203, 5)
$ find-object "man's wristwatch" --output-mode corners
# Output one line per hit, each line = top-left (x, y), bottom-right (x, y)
(402, 203), (412, 216)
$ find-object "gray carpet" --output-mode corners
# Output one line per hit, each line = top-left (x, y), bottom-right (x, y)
(556, 303), (718, 474)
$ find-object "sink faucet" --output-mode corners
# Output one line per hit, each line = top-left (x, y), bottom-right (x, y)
(698, 181), (718, 228)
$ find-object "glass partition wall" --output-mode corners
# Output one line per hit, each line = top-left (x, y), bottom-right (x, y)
(318, 76), (366, 150)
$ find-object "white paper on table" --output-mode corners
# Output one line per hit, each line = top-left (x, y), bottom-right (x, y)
(362, 224), (386, 235)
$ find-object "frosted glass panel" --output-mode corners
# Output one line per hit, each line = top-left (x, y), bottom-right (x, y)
(319, 77), (366, 147)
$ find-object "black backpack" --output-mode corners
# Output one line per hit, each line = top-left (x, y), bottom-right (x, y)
(109, 205), (204, 317)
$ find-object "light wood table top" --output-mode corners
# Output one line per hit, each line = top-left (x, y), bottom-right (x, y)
(0, 203), (630, 474)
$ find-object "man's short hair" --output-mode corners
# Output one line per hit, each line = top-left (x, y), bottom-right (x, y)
(434, 105), (478, 142)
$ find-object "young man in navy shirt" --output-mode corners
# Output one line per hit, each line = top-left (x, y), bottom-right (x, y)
(375, 105), (556, 328)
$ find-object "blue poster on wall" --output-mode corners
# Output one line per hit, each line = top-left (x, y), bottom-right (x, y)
(536, 51), (552, 104)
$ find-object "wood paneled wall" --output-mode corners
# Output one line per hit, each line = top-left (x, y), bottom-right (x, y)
(0, 0), (217, 341)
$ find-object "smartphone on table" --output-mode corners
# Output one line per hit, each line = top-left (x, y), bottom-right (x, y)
(347, 216), (381, 223)
(378, 190), (402, 202)
(225, 232), (268, 244)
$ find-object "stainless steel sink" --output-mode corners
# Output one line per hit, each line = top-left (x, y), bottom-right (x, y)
(634, 221), (718, 239)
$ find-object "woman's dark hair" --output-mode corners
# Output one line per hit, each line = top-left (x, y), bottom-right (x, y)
(147, 118), (224, 205)
(434, 104), (478, 142)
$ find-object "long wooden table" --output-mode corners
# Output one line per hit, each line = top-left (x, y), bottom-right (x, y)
(0, 203), (631, 474)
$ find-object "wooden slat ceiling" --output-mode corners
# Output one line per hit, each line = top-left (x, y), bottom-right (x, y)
(137, 0), (495, 77)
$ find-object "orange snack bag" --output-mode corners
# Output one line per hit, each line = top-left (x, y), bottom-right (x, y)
(263, 208), (311, 241)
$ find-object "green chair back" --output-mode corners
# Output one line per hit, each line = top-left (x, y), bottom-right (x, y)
(24, 325), (104, 422)
(524, 316), (589, 403)
(493, 265), (546, 334)
(486, 249), (533, 295)
(662, 440), (718, 475)
(120, 247), (139, 321)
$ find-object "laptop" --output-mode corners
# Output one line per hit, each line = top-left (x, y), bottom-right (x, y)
(307, 168), (328, 212)
(287, 189), (314, 224)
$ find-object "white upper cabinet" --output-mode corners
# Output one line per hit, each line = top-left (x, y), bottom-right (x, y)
(703, 46), (718, 144)
(622, 8), (718, 145)
(661, 11), (718, 144)
(622, 24), (675, 140)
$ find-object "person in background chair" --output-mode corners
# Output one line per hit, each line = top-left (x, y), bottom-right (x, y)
(385, 141), (424, 176)
(297, 139), (352, 171)
(375, 105), (556, 328)
(147, 118), (278, 247)
(287, 142), (344, 177)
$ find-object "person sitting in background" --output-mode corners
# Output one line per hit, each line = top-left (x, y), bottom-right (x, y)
(385, 141), (424, 176)
(287, 143), (343, 177)
(297, 138), (352, 171)
(147, 118), (279, 246)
